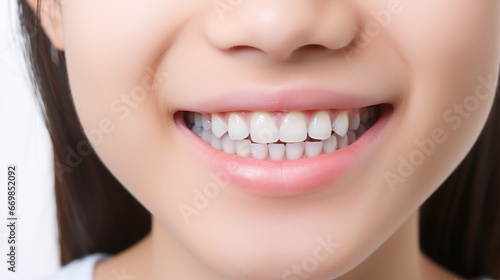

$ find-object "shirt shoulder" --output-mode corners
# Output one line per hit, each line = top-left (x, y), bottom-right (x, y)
(38, 253), (111, 280)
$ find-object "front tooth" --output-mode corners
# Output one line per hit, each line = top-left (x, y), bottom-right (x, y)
(222, 134), (236, 154)
(202, 114), (211, 130)
(349, 112), (360, 130)
(322, 135), (338, 153)
(228, 113), (249, 140)
(211, 113), (228, 138)
(251, 143), (268, 160)
(236, 140), (251, 157)
(269, 144), (285, 160)
(194, 113), (203, 128)
(286, 142), (305, 160)
(332, 111), (349, 137)
(210, 134), (222, 150)
(308, 111), (331, 140)
(279, 111), (307, 142)
(305, 141), (323, 158)
(250, 112), (279, 143)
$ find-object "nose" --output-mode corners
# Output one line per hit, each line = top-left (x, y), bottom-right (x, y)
(205, 0), (358, 61)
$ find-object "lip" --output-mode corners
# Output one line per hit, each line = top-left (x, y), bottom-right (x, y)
(174, 87), (393, 197)
(192, 85), (385, 113)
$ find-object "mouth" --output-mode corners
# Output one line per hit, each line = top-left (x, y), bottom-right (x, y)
(174, 87), (393, 196)
(183, 107), (380, 160)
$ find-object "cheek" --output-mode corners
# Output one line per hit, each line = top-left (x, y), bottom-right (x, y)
(376, 1), (500, 193)
(60, 1), (213, 213)
(387, 1), (498, 64)
(60, 0), (201, 127)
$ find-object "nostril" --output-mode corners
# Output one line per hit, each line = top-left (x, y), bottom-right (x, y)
(290, 44), (333, 56)
(226, 44), (339, 61)
(228, 45), (261, 53)
(300, 44), (330, 51)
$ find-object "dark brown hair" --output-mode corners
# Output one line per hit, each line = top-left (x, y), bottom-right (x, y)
(16, 0), (151, 265)
(17, 0), (499, 278)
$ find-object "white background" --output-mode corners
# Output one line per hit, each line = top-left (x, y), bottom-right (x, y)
(0, 0), (60, 279)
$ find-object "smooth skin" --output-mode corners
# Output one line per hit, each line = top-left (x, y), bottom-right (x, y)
(30, 0), (499, 279)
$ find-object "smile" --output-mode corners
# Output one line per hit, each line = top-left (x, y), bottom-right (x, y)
(184, 107), (379, 160)
(174, 87), (393, 196)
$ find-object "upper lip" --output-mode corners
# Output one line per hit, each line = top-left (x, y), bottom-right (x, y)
(183, 84), (388, 113)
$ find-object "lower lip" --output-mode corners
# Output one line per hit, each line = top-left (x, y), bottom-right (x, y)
(175, 106), (392, 197)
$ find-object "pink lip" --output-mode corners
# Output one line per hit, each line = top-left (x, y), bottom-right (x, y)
(194, 85), (384, 113)
(174, 88), (393, 197)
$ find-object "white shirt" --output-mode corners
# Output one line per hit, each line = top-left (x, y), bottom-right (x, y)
(39, 253), (111, 280)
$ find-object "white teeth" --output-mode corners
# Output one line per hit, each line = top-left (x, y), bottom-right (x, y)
(236, 140), (251, 157)
(322, 135), (338, 153)
(228, 113), (249, 140)
(269, 144), (285, 160)
(190, 106), (377, 160)
(347, 130), (356, 145)
(337, 134), (349, 149)
(308, 111), (332, 140)
(202, 114), (211, 130)
(332, 110), (349, 137)
(286, 142), (305, 160)
(194, 113), (203, 128)
(222, 134), (236, 154)
(279, 111), (307, 142)
(251, 143), (268, 160)
(305, 141), (323, 158)
(211, 113), (228, 138)
(201, 129), (212, 143)
(250, 112), (279, 144)
(349, 112), (360, 131)
(210, 133), (222, 150)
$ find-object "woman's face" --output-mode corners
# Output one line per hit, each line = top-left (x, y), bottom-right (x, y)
(41, 0), (499, 279)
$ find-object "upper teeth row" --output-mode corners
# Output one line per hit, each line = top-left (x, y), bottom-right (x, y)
(187, 109), (374, 144)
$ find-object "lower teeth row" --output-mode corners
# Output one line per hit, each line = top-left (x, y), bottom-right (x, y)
(187, 111), (378, 160)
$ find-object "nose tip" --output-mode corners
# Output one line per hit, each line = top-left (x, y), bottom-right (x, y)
(205, 1), (358, 61)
